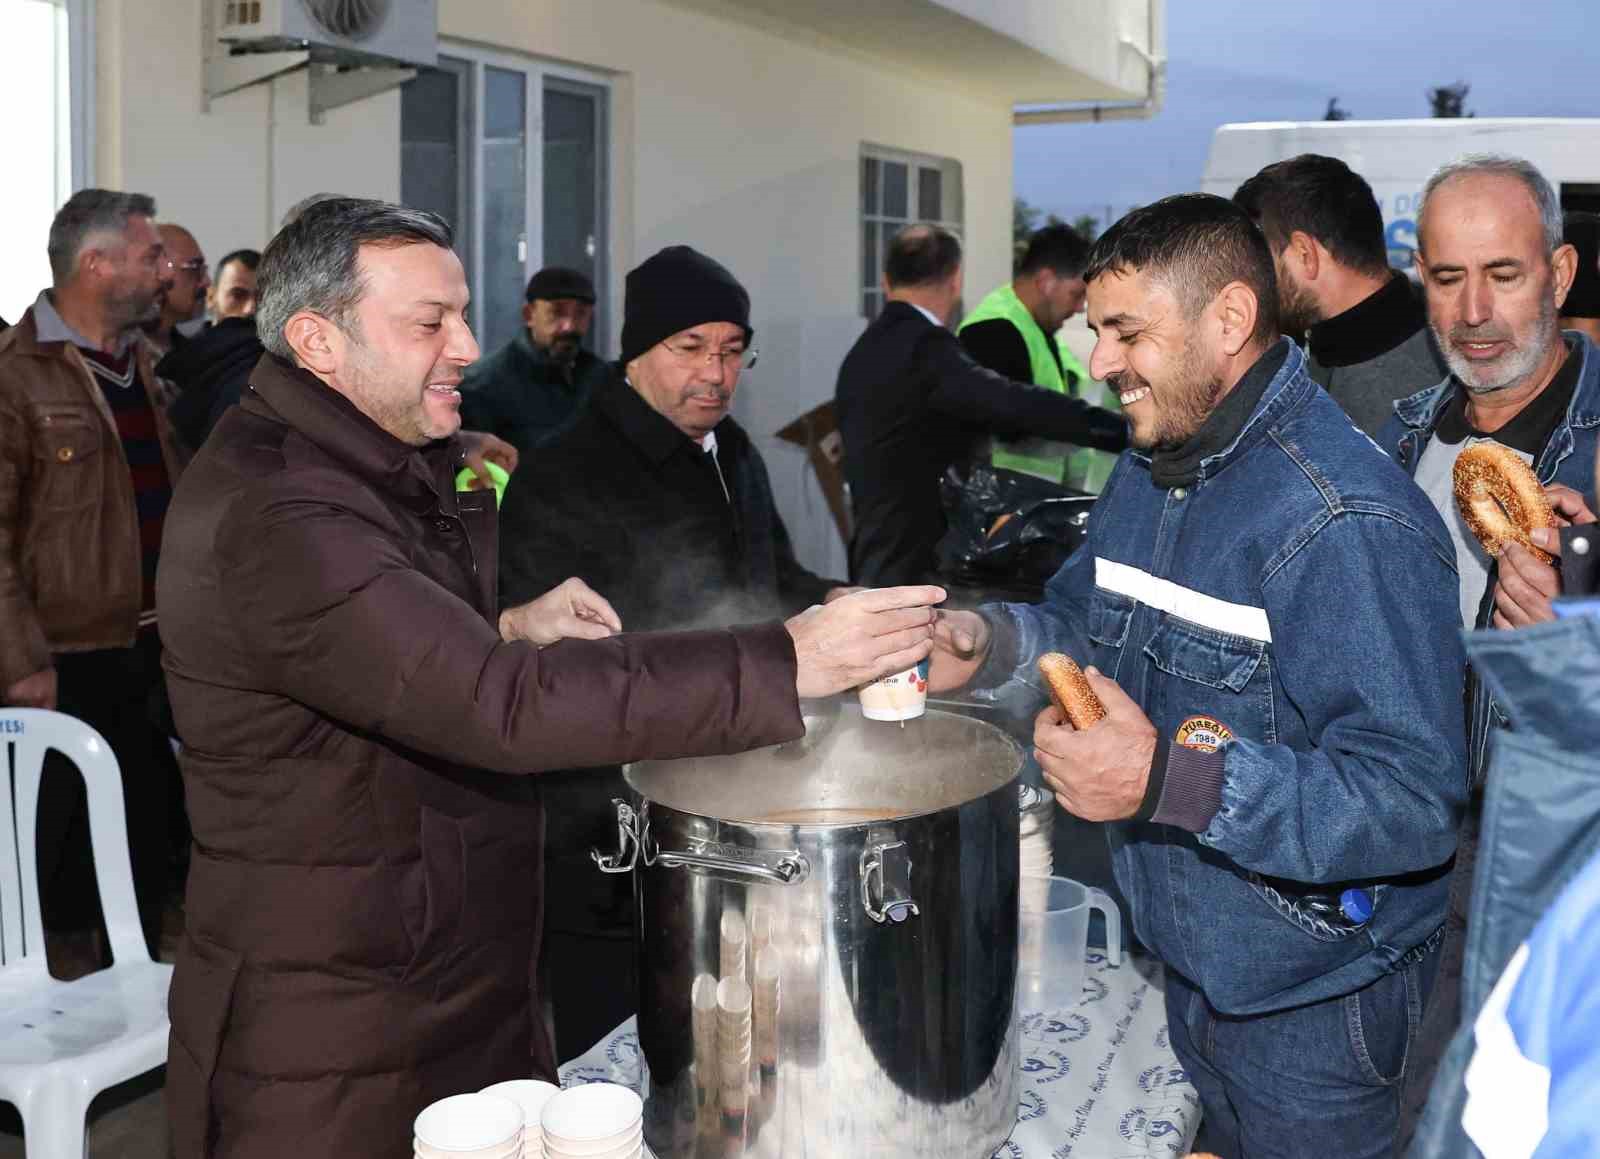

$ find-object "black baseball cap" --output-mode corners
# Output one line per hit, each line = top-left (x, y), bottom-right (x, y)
(525, 266), (596, 304)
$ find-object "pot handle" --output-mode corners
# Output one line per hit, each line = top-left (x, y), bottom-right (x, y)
(591, 799), (809, 885)
(592, 799), (643, 874)
(860, 841), (920, 924)
(656, 846), (809, 885)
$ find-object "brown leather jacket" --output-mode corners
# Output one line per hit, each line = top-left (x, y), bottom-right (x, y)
(0, 307), (184, 688)
(158, 353), (804, 1159)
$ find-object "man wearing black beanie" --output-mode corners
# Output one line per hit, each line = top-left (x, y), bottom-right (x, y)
(497, 245), (850, 1058)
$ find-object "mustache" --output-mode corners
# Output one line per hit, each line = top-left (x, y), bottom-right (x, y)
(1448, 323), (1514, 345)
(1106, 371), (1149, 394)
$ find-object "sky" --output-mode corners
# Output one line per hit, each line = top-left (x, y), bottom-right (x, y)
(1014, 0), (1598, 231)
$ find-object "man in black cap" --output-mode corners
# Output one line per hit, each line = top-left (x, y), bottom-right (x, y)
(497, 245), (849, 1058)
(458, 265), (608, 457)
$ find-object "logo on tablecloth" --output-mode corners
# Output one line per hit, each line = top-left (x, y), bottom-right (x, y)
(1137, 1063), (1189, 1093)
(1017, 1011), (1094, 1044)
(1081, 975), (1110, 1005)
(1021, 1049), (1073, 1084)
(1018, 1090), (1048, 1122)
(1119, 1104), (1184, 1142)
(1154, 1025), (1169, 1050)
(991, 1142), (1023, 1159)
(605, 1032), (640, 1070)
(562, 1065), (610, 1086)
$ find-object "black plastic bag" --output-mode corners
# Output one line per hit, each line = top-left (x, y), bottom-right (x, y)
(936, 463), (1096, 593)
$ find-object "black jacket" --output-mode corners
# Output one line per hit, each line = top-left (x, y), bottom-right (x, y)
(499, 369), (839, 629)
(835, 300), (1128, 585)
(459, 329), (610, 460)
(495, 369), (837, 1047)
(157, 316), (265, 450)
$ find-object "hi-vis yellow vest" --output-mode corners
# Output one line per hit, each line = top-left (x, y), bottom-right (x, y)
(958, 283), (1120, 493)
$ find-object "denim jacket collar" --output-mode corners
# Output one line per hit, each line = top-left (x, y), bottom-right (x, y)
(1392, 332), (1600, 482)
(1194, 337), (1311, 485)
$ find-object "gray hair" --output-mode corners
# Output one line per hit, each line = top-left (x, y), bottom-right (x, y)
(47, 189), (158, 286)
(280, 191), (343, 229)
(256, 197), (453, 361)
(1417, 154), (1563, 255)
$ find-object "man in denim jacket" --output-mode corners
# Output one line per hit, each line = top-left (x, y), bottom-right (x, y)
(1375, 154), (1600, 1146)
(932, 195), (1467, 1158)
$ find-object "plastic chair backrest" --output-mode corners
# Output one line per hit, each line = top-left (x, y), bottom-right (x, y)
(0, 709), (149, 968)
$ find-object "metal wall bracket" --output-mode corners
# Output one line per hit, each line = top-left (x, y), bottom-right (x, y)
(308, 61), (416, 124)
(205, 49), (310, 106)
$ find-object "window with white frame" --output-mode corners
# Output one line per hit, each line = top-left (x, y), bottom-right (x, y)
(401, 48), (611, 357)
(860, 147), (963, 319)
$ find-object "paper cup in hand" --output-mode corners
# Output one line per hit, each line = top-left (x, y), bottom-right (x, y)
(858, 658), (929, 721)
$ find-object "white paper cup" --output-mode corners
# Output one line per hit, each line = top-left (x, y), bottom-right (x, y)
(479, 1080), (558, 1155)
(857, 658), (929, 721)
(415, 1138), (523, 1159)
(544, 1142), (641, 1159)
(541, 1083), (643, 1146)
(543, 1124), (642, 1158)
(414, 1093), (523, 1155)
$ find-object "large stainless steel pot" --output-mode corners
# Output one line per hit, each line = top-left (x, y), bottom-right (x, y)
(594, 705), (1024, 1159)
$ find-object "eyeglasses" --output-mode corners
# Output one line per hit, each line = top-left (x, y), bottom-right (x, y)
(164, 257), (207, 275)
(660, 339), (759, 372)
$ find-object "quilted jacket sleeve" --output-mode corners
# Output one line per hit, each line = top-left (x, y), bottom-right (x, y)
(221, 474), (804, 773)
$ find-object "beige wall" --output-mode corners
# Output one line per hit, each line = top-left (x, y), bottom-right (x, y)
(94, 0), (1016, 576)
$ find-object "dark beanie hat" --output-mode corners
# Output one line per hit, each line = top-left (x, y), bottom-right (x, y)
(525, 266), (596, 304)
(620, 246), (753, 365)
(1563, 212), (1600, 319)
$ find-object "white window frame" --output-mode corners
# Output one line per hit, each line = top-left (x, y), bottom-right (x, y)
(860, 144), (964, 319)
(433, 41), (612, 352)
(64, 0), (94, 188)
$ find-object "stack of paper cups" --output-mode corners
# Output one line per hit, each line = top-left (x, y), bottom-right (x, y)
(720, 909), (748, 983)
(716, 976), (753, 1137)
(478, 1081), (559, 1159)
(1019, 784), (1054, 913)
(540, 1083), (643, 1159)
(752, 946), (781, 1082)
(748, 903), (773, 959)
(690, 973), (720, 1114)
(413, 1093), (523, 1159)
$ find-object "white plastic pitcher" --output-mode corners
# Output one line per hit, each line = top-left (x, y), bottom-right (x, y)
(1017, 874), (1123, 1014)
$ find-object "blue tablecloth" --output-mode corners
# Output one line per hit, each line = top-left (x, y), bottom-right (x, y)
(558, 951), (1200, 1157)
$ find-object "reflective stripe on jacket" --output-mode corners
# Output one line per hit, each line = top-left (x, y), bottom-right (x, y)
(980, 340), (1467, 1014)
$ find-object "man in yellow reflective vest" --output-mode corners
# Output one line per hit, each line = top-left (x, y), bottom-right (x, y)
(959, 224), (1123, 492)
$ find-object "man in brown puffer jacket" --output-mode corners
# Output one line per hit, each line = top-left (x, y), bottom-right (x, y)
(156, 197), (941, 1159)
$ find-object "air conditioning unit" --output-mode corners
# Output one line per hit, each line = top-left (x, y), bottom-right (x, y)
(217, 0), (437, 69)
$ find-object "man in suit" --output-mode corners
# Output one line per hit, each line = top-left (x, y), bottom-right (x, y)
(835, 224), (1127, 586)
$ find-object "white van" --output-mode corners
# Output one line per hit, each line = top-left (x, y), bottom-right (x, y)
(1201, 118), (1600, 268)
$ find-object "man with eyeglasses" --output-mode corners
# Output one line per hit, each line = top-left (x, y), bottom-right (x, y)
(497, 245), (852, 1058)
(0, 189), (184, 975)
(146, 223), (211, 356)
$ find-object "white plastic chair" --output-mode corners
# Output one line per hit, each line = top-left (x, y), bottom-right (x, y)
(0, 709), (174, 1159)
